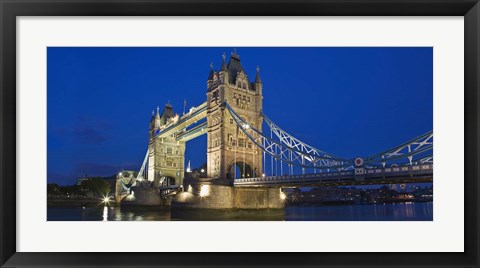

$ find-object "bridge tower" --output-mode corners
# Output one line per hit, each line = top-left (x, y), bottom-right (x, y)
(148, 103), (186, 187)
(206, 50), (263, 184)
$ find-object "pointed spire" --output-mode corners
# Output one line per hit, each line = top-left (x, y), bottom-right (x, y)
(150, 109), (155, 123)
(231, 48), (240, 60)
(226, 49), (244, 84)
(156, 106), (160, 119)
(220, 52), (227, 71)
(186, 160), (191, 172)
(208, 62), (214, 80)
(183, 99), (187, 115)
(255, 65), (262, 83)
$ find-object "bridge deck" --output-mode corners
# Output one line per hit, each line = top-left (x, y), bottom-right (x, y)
(176, 121), (207, 141)
(233, 164), (433, 188)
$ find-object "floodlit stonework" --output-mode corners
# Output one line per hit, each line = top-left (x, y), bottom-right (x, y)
(206, 50), (264, 184)
(148, 103), (186, 187)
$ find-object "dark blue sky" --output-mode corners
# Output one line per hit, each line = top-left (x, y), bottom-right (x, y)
(47, 47), (432, 185)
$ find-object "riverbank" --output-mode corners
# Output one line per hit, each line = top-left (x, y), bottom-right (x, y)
(47, 199), (117, 207)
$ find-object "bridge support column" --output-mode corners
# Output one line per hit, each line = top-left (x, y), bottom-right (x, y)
(205, 51), (263, 185)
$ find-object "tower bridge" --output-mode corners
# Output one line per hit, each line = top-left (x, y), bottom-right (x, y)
(116, 50), (433, 210)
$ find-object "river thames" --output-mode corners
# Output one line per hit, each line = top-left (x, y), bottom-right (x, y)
(47, 202), (432, 221)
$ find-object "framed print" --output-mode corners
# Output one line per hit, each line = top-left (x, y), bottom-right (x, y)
(1, 0), (479, 267)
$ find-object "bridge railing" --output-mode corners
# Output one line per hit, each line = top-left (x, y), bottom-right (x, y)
(233, 164), (433, 186)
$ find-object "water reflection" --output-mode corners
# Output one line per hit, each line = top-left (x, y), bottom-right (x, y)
(47, 202), (433, 221)
(102, 206), (108, 221)
(285, 202), (433, 221)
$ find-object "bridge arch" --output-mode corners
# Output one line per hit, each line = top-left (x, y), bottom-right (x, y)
(154, 174), (180, 188)
(228, 161), (257, 179)
(159, 176), (176, 187)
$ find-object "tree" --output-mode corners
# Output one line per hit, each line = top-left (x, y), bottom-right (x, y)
(80, 178), (110, 197)
(47, 183), (59, 196)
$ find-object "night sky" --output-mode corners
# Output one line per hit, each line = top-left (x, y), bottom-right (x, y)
(47, 47), (433, 185)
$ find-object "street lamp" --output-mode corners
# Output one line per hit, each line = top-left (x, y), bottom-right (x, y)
(103, 196), (111, 205)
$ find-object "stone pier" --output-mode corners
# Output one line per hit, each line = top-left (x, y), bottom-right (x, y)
(171, 178), (285, 210)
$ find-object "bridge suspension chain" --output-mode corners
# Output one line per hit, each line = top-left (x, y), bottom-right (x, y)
(136, 149), (149, 182)
(263, 113), (347, 163)
(225, 102), (351, 171)
(363, 131), (433, 167)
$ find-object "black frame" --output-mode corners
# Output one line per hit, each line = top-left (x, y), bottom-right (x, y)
(1, 0), (478, 267)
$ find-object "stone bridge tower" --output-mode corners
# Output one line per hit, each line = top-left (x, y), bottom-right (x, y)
(147, 103), (186, 187)
(206, 50), (263, 185)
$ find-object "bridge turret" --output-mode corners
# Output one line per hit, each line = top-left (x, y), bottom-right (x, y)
(227, 49), (246, 87)
(160, 102), (174, 126)
(207, 63), (217, 90)
(148, 110), (156, 140)
(154, 106), (161, 129)
(149, 110), (155, 126)
(254, 65), (263, 95)
(218, 52), (228, 86)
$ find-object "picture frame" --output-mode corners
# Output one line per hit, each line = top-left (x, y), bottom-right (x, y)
(1, 0), (478, 267)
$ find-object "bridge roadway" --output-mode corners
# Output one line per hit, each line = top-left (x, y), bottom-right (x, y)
(176, 121), (207, 142)
(233, 164), (433, 188)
